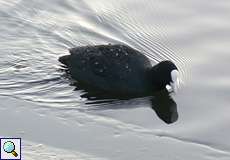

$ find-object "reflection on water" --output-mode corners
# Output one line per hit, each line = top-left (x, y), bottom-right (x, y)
(150, 90), (178, 124)
(71, 79), (178, 124)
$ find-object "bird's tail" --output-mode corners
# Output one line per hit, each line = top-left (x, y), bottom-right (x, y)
(58, 55), (70, 66)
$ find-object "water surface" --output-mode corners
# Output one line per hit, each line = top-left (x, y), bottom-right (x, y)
(0, 0), (230, 159)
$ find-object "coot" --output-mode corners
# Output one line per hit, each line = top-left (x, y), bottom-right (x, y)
(59, 44), (179, 96)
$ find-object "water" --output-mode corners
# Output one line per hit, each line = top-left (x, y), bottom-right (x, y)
(0, 0), (230, 159)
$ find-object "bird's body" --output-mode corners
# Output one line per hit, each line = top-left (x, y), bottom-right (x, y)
(59, 44), (178, 96)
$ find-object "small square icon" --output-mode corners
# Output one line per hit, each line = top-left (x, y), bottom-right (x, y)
(0, 138), (21, 160)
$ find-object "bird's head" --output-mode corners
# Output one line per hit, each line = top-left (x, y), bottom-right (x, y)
(151, 60), (179, 93)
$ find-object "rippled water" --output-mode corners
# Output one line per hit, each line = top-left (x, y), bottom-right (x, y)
(1, 0), (230, 159)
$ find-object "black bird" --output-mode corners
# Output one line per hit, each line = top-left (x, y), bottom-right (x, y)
(59, 44), (179, 97)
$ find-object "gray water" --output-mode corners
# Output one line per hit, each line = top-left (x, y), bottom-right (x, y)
(0, 0), (230, 159)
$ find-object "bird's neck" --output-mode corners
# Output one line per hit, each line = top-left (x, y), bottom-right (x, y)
(148, 66), (166, 90)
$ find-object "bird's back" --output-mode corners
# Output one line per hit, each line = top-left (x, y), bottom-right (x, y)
(60, 44), (153, 95)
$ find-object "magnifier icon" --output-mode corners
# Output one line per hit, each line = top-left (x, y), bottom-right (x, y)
(3, 141), (18, 157)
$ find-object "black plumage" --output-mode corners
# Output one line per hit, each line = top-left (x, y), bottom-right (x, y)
(59, 44), (177, 96)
